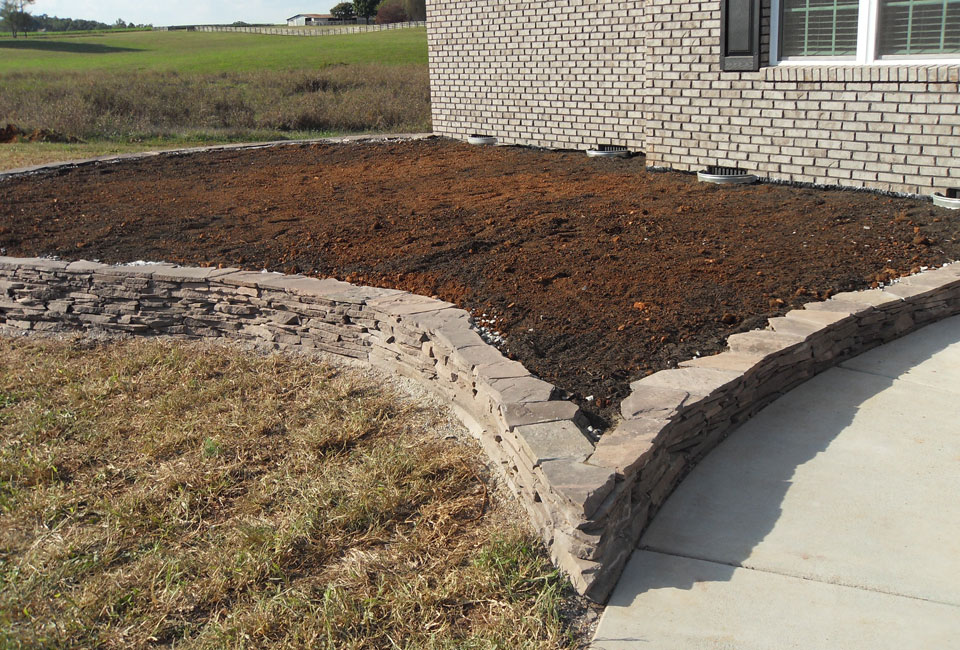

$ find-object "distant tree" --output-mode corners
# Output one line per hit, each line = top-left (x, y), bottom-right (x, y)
(27, 13), (118, 31)
(1, 0), (36, 37)
(114, 18), (127, 28)
(331, 2), (356, 21)
(401, 0), (425, 21)
(375, 1), (406, 24)
(353, 0), (378, 23)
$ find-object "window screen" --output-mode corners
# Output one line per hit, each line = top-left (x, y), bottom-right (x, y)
(780, 0), (860, 56)
(877, 0), (960, 55)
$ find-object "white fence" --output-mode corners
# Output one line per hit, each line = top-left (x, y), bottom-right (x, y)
(157, 22), (426, 36)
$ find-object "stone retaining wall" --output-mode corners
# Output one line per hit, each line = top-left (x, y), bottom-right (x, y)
(581, 261), (960, 597)
(1, 255), (958, 601)
(0, 257), (602, 595)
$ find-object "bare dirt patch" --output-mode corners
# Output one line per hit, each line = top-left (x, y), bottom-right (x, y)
(0, 123), (82, 144)
(1, 138), (957, 424)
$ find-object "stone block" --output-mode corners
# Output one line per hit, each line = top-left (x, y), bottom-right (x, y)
(551, 535), (602, 597)
(620, 384), (691, 420)
(480, 375), (556, 405)
(451, 344), (506, 373)
(433, 324), (487, 351)
(4, 319), (32, 329)
(257, 274), (353, 298)
(802, 299), (876, 316)
(648, 453), (689, 507)
(0, 280), (25, 294)
(219, 270), (282, 288)
(787, 307), (859, 329)
(512, 420), (594, 466)
(475, 358), (529, 380)
(539, 460), (616, 519)
(679, 352), (763, 372)
(366, 292), (454, 316)
(152, 266), (238, 282)
(766, 317), (823, 339)
(629, 366), (741, 399)
(726, 330), (808, 358)
(65, 260), (109, 273)
(827, 288), (903, 309)
(3, 257), (68, 271)
(400, 306), (472, 334)
(324, 285), (396, 305)
(588, 417), (665, 478)
(882, 282), (945, 300)
(500, 400), (582, 431)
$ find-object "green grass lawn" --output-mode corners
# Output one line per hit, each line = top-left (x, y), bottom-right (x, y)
(0, 28), (427, 74)
(0, 29), (430, 169)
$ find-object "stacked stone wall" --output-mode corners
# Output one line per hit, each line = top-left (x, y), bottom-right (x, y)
(0, 258), (605, 596)
(2, 255), (959, 601)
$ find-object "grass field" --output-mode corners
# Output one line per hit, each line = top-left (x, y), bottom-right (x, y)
(0, 29), (427, 73)
(0, 29), (430, 169)
(0, 336), (582, 649)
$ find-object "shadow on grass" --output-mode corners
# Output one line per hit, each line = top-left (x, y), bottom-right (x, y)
(0, 39), (140, 54)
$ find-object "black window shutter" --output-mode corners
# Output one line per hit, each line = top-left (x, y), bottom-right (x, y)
(720, 0), (761, 71)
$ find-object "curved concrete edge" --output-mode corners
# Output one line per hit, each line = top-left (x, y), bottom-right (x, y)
(0, 133), (436, 180)
(0, 256), (606, 596)
(582, 261), (960, 601)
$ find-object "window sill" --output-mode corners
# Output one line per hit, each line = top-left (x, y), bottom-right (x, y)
(763, 63), (960, 83)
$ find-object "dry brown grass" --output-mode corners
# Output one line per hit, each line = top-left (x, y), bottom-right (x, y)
(0, 336), (582, 649)
(0, 64), (431, 141)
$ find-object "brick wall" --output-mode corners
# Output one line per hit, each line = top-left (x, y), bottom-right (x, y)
(427, 0), (646, 151)
(428, 0), (960, 196)
(643, 0), (960, 195)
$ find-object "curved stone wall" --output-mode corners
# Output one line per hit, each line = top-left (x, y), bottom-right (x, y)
(1, 255), (958, 601)
(0, 257), (604, 595)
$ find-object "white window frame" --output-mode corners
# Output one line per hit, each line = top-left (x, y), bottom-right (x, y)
(770, 0), (960, 64)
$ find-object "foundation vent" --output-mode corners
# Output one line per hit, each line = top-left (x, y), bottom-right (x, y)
(698, 166), (758, 184)
(467, 134), (497, 145)
(586, 145), (630, 158)
(932, 188), (960, 209)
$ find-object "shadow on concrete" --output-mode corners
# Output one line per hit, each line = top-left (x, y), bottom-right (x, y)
(0, 40), (140, 54)
(595, 315), (960, 644)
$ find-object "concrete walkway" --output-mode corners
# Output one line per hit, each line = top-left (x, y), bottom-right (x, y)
(593, 315), (960, 649)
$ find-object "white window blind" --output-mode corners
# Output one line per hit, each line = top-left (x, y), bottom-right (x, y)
(877, 0), (960, 55)
(781, 0), (861, 56)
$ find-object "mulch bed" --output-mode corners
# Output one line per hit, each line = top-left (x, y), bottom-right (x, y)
(1, 138), (958, 425)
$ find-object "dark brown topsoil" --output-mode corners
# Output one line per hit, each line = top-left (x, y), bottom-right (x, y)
(1, 138), (958, 425)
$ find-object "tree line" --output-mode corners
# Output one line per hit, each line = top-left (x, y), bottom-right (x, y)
(1, 1), (149, 37)
(331, 0), (426, 24)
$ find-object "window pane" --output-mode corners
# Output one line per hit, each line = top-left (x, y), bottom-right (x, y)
(878, 0), (960, 55)
(781, 0), (860, 57)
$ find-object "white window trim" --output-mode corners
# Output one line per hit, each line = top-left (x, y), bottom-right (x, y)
(769, 0), (960, 65)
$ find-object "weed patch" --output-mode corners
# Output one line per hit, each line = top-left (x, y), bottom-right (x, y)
(0, 64), (430, 143)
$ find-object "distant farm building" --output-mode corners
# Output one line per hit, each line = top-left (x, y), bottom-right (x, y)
(286, 14), (336, 26)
